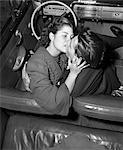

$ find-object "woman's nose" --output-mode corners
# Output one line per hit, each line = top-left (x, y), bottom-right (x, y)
(66, 37), (72, 45)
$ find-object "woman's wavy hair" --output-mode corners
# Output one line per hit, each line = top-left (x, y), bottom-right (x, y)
(76, 28), (106, 68)
(40, 15), (74, 47)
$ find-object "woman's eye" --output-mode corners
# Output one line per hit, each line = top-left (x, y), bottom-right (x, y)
(63, 35), (67, 38)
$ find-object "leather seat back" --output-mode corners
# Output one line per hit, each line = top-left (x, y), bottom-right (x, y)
(2, 114), (123, 150)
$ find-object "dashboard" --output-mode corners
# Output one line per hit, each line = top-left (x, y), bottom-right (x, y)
(72, 2), (123, 22)
(39, 1), (123, 22)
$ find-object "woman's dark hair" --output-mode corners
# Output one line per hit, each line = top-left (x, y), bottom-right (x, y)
(40, 16), (73, 47)
(76, 28), (106, 68)
(48, 16), (73, 34)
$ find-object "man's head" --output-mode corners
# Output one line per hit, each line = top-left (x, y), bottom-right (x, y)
(75, 29), (106, 68)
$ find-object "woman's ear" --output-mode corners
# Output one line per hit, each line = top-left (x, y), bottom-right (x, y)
(49, 32), (54, 41)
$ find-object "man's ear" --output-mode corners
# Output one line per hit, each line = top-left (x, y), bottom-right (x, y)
(49, 32), (54, 41)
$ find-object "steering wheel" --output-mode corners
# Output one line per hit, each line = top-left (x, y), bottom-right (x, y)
(31, 1), (77, 40)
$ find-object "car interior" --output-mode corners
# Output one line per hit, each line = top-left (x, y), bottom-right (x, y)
(0, 0), (123, 150)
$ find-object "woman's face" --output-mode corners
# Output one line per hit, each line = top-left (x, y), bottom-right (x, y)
(66, 35), (79, 59)
(52, 25), (74, 54)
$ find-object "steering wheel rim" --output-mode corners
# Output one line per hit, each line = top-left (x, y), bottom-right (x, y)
(31, 0), (77, 40)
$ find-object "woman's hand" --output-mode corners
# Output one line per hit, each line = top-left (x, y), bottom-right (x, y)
(66, 35), (90, 75)
(67, 55), (90, 76)
(66, 35), (78, 60)
(65, 55), (90, 93)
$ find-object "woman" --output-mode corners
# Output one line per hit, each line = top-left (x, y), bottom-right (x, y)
(24, 16), (88, 115)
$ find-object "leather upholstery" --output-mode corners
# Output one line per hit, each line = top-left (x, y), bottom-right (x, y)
(1, 88), (123, 122)
(0, 88), (51, 115)
(1, 87), (123, 133)
(2, 114), (123, 150)
(73, 95), (123, 122)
